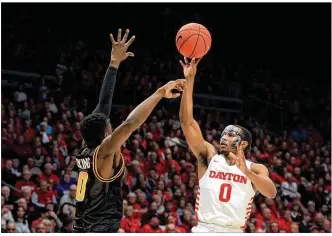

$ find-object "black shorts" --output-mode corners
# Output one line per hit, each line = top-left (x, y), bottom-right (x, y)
(73, 218), (120, 233)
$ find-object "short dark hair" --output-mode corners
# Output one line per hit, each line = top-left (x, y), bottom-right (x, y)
(80, 113), (108, 148)
(234, 125), (252, 153)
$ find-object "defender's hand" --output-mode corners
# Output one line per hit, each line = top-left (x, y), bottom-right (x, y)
(179, 57), (201, 79)
(158, 79), (187, 99)
(110, 29), (135, 68)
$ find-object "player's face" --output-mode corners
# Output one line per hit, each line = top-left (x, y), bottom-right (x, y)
(219, 125), (245, 155)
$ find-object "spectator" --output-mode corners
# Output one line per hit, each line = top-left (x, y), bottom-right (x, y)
(14, 170), (37, 197)
(21, 186), (33, 204)
(2, 160), (17, 186)
(31, 180), (57, 208)
(1, 201), (14, 231)
(31, 203), (62, 233)
(166, 214), (185, 232)
(13, 83), (27, 103)
(165, 223), (177, 233)
(12, 135), (34, 158)
(13, 206), (30, 233)
(141, 201), (158, 226)
(35, 223), (47, 233)
(269, 221), (279, 233)
(290, 222), (299, 233)
(180, 209), (192, 232)
(59, 184), (76, 209)
(291, 124), (307, 142)
(120, 205), (141, 233)
(140, 215), (164, 233)
(36, 122), (53, 144)
(299, 212), (312, 233)
(38, 164), (60, 186)
(281, 173), (298, 201)
(313, 213), (326, 232)
(5, 222), (16, 233)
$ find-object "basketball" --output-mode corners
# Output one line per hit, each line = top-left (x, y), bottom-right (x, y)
(176, 23), (212, 59)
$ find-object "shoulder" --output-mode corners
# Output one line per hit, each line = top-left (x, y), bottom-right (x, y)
(203, 141), (218, 163)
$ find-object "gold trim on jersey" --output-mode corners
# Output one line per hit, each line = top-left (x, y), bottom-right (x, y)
(92, 145), (125, 183)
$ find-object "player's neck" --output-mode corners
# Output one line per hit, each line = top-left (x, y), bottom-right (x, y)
(224, 154), (237, 166)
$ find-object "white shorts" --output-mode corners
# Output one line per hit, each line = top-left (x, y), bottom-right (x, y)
(191, 222), (244, 233)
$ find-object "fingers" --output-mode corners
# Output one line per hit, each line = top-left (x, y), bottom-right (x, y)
(184, 57), (188, 65)
(110, 34), (116, 45)
(190, 58), (196, 66)
(174, 83), (185, 91)
(165, 79), (186, 95)
(179, 60), (185, 68)
(196, 57), (202, 65)
(117, 29), (122, 43)
(175, 79), (187, 86)
(126, 52), (135, 57)
(125, 35), (136, 48)
(172, 93), (181, 98)
(121, 29), (129, 44)
(173, 80), (187, 92)
(236, 143), (244, 156)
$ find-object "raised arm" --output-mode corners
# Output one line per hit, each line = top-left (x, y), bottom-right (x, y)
(92, 29), (135, 117)
(179, 58), (216, 162)
(97, 80), (186, 162)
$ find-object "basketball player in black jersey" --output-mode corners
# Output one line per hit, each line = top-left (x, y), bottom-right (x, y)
(73, 29), (187, 233)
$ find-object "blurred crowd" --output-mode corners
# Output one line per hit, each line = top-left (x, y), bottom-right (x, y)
(2, 59), (331, 233)
(1, 6), (331, 234)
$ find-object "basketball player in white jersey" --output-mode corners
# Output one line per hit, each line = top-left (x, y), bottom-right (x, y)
(179, 57), (277, 233)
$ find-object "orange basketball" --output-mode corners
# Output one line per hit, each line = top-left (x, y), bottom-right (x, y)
(176, 23), (212, 59)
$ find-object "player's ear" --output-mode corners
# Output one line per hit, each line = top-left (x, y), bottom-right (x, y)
(240, 141), (248, 150)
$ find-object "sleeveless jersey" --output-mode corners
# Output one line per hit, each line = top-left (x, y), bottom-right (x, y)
(194, 154), (255, 232)
(73, 145), (125, 232)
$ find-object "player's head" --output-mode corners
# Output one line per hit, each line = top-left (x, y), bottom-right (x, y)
(219, 125), (252, 155)
(80, 113), (112, 148)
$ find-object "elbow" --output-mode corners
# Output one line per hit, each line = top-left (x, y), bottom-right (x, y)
(122, 118), (137, 132)
(265, 186), (277, 199)
(180, 118), (194, 127)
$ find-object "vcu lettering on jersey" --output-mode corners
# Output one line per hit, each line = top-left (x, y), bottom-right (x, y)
(192, 154), (256, 232)
(73, 146), (125, 233)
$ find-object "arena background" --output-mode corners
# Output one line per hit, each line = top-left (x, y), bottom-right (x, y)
(1, 2), (331, 233)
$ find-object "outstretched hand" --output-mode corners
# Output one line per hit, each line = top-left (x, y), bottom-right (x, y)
(110, 29), (135, 67)
(179, 57), (201, 79)
(159, 79), (187, 99)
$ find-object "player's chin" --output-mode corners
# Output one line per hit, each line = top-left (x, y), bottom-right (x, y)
(219, 146), (231, 155)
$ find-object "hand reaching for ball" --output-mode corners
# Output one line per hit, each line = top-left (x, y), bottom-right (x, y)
(179, 57), (201, 79)
(158, 79), (187, 99)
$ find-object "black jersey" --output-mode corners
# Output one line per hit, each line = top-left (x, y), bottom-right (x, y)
(73, 145), (125, 233)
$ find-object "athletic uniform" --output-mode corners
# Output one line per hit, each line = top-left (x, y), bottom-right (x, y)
(73, 145), (125, 232)
(192, 154), (256, 233)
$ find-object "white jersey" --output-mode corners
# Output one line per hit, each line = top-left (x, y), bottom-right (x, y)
(192, 154), (256, 232)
